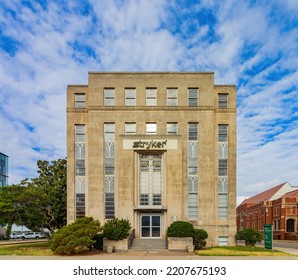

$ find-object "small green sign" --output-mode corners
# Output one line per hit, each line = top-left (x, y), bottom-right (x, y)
(264, 224), (273, 249)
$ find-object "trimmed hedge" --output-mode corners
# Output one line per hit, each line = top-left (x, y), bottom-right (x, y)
(235, 228), (262, 246)
(103, 217), (132, 240)
(167, 221), (194, 237)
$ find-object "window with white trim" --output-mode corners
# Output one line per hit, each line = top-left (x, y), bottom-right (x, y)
(125, 88), (136, 106)
(146, 123), (157, 135)
(218, 94), (228, 108)
(218, 236), (229, 246)
(167, 88), (178, 106)
(188, 88), (198, 107)
(146, 88), (157, 106)
(104, 88), (115, 106)
(75, 94), (86, 108)
(125, 123), (136, 134)
(218, 125), (228, 142)
(167, 123), (178, 135)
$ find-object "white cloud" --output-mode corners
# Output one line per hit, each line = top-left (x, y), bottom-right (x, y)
(0, 0), (297, 200)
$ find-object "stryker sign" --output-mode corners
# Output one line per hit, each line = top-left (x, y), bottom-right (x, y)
(133, 140), (167, 149)
(123, 139), (178, 150)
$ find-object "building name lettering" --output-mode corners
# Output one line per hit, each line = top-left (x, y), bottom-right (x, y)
(133, 140), (168, 149)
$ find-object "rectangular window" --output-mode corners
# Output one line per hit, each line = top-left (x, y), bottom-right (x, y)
(218, 207), (228, 219)
(75, 125), (85, 142)
(146, 123), (157, 135)
(188, 193), (198, 219)
(218, 159), (228, 176)
(167, 123), (178, 135)
(104, 123), (115, 141)
(125, 88), (136, 106)
(104, 88), (115, 106)
(153, 194), (162, 205)
(218, 125), (228, 142)
(146, 88), (157, 106)
(167, 88), (178, 106)
(75, 93), (86, 108)
(218, 236), (229, 246)
(218, 194), (228, 207)
(188, 158), (198, 175)
(188, 88), (198, 107)
(75, 194), (85, 218)
(125, 123), (136, 134)
(75, 159), (85, 176)
(105, 193), (115, 219)
(218, 94), (228, 108)
(188, 123), (198, 140)
(140, 194), (149, 205)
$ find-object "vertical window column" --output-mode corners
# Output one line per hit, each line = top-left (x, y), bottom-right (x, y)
(104, 123), (115, 219)
(188, 123), (199, 219)
(75, 125), (86, 218)
(218, 124), (228, 219)
(139, 154), (162, 206)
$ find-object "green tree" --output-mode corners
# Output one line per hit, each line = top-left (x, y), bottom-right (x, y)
(0, 183), (25, 237)
(0, 159), (67, 239)
(235, 228), (262, 246)
(49, 217), (102, 255)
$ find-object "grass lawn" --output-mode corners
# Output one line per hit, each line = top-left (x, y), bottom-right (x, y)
(0, 242), (54, 256)
(195, 246), (294, 257)
(0, 243), (295, 257)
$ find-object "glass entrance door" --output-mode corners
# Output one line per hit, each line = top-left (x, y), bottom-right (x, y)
(140, 214), (161, 238)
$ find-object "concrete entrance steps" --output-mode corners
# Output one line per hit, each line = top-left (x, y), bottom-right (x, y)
(130, 239), (167, 251)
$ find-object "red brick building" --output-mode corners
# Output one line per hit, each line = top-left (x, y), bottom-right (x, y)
(237, 182), (298, 240)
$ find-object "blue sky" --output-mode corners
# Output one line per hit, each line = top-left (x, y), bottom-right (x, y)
(0, 0), (298, 204)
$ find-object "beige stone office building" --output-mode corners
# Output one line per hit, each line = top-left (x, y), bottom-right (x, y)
(67, 72), (236, 246)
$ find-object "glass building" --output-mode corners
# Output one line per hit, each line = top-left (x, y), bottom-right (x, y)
(0, 152), (8, 187)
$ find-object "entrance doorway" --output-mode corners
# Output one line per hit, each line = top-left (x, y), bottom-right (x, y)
(140, 214), (161, 238)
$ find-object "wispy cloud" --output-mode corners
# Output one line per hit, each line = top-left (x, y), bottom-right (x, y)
(0, 0), (297, 199)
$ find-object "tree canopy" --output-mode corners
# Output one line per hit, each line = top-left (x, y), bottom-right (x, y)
(0, 159), (67, 238)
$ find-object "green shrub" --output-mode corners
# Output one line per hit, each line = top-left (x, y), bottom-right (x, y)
(93, 233), (104, 250)
(193, 229), (208, 249)
(49, 217), (102, 255)
(167, 221), (194, 237)
(103, 218), (132, 240)
(235, 228), (262, 246)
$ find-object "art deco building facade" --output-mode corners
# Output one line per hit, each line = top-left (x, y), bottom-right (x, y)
(67, 72), (236, 246)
